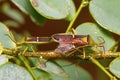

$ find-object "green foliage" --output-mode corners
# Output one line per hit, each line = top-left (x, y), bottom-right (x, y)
(31, 59), (93, 80)
(29, 57), (68, 77)
(0, 0), (120, 80)
(0, 55), (8, 65)
(30, 0), (70, 19)
(11, 0), (46, 25)
(0, 22), (16, 49)
(0, 62), (33, 80)
(75, 22), (116, 50)
(55, 60), (93, 80)
(65, 0), (76, 21)
(89, 0), (120, 35)
(109, 57), (120, 78)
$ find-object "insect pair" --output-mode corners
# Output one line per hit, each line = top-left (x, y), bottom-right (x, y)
(6, 29), (105, 58)
(24, 32), (105, 58)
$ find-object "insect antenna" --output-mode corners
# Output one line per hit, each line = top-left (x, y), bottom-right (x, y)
(65, 45), (87, 59)
(94, 36), (107, 58)
(71, 28), (77, 35)
(97, 36), (105, 46)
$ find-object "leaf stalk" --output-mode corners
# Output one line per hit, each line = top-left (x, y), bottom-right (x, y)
(89, 56), (117, 80)
(66, 0), (87, 33)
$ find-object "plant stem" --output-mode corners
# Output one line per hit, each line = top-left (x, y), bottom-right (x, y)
(18, 55), (38, 80)
(89, 56), (117, 80)
(66, 0), (86, 33)
(3, 48), (120, 59)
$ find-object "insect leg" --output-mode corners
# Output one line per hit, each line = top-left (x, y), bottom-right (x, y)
(83, 48), (86, 59)
(71, 28), (77, 35)
(30, 46), (47, 68)
(31, 46), (36, 54)
(97, 36), (105, 45)
(39, 56), (47, 68)
(98, 45), (106, 58)
(20, 47), (28, 55)
(66, 45), (86, 58)
(96, 36), (106, 54)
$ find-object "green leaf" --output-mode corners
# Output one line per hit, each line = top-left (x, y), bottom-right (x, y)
(33, 68), (69, 80)
(31, 59), (92, 80)
(0, 62), (33, 80)
(109, 57), (120, 78)
(33, 69), (50, 80)
(0, 22), (16, 49)
(30, 0), (70, 19)
(75, 22), (116, 50)
(65, 0), (76, 21)
(11, 0), (46, 25)
(89, 0), (120, 35)
(50, 74), (68, 80)
(33, 68), (68, 80)
(0, 55), (9, 65)
(55, 60), (93, 80)
(31, 58), (68, 77)
(39, 61), (68, 77)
